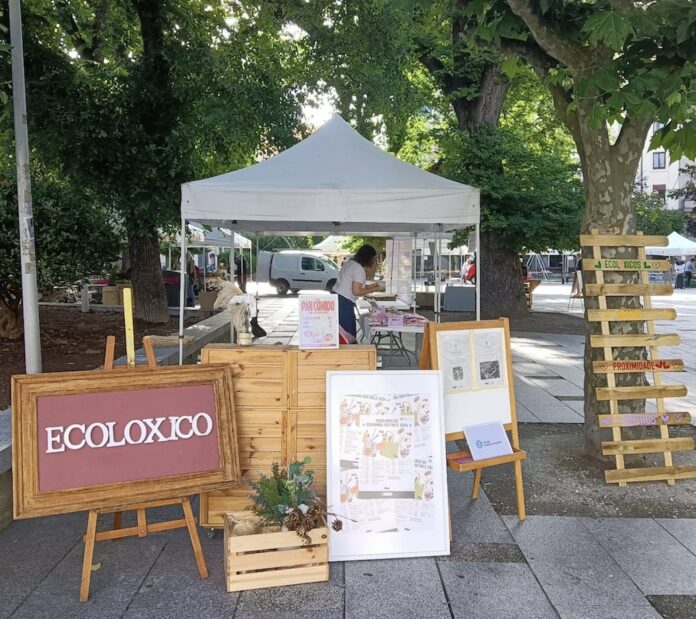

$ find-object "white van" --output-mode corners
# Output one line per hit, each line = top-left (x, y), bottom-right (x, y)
(256, 250), (341, 295)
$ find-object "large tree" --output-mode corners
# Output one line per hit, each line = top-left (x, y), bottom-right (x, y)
(272, 0), (583, 317)
(474, 0), (696, 457)
(13, 0), (304, 322)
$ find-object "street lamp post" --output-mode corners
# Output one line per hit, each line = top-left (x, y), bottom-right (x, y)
(9, 0), (42, 373)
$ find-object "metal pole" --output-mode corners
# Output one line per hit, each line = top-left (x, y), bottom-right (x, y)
(434, 228), (441, 322)
(10, 0), (41, 373)
(178, 218), (187, 365)
(475, 223), (481, 320)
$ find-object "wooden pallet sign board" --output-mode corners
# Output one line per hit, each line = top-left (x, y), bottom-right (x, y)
(593, 359), (684, 373)
(587, 308), (677, 322)
(419, 318), (526, 521)
(199, 344), (376, 528)
(11, 364), (240, 519)
(584, 283), (673, 297)
(590, 334), (680, 348)
(579, 234), (668, 247)
(584, 229), (696, 486)
(583, 258), (670, 272)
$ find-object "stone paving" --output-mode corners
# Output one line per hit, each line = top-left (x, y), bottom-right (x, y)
(3, 470), (696, 617)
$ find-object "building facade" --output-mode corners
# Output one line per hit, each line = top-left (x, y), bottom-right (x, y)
(636, 122), (695, 211)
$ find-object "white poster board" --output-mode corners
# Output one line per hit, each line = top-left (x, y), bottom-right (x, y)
(299, 292), (339, 349)
(326, 371), (449, 561)
(436, 327), (512, 434)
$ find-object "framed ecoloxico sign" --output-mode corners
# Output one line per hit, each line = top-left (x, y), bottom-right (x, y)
(326, 370), (449, 561)
(12, 364), (240, 519)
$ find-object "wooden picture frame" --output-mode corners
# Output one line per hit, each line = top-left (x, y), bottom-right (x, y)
(12, 364), (240, 519)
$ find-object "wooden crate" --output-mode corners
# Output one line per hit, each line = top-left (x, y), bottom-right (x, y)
(223, 513), (328, 592)
(199, 344), (376, 527)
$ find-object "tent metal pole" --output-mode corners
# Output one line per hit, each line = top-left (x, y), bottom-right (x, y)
(412, 233), (417, 313)
(434, 227), (441, 323)
(178, 218), (187, 365)
(476, 223), (481, 320)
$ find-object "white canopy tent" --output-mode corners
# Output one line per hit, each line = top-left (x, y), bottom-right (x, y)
(185, 222), (252, 250)
(646, 231), (696, 256)
(178, 114), (480, 362)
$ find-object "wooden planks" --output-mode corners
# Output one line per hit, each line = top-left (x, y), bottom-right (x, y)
(593, 359), (683, 374)
(583, 258), (670, 272)
(223, 514), (328, 592)
(199, 344), (376, 527)
(584, 283), (673, 297)
(585, 229), (693, 487)
(590, 334), (680, 348)
(602, 437), (694, 456)
(587, 308), (677, 322)
(596, 385), (687, 401)
(605, 465), (696, 484)
(598, 412), (691, 427)
(579, 234), (667, 247)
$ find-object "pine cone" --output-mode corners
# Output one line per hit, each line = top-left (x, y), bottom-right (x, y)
(332, 519), (343, 532)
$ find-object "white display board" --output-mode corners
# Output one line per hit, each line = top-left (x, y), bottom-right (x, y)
(435, 327), (512, 434)
(326, 371), (449, 561)
(299, 292), (339, 349)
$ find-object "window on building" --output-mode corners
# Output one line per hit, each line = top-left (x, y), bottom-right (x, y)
(652, 184), (666, 201)
(653, 151), (666, 169)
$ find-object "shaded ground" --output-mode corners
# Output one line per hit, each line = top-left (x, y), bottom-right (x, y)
(0, 306), (194, 409)
(480, 423), (696, 519)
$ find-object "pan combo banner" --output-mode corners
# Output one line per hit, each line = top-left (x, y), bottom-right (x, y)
(326, 370), (449, 561)
(12, 364), (240, 519)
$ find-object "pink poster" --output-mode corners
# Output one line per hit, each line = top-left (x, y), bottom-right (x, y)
(36, 384), (220, 492)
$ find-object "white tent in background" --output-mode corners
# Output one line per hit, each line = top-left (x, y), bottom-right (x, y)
(185, 222), (251, 249)
(646, 231), (696, 256)
(312, 235), (351, 256)
(178, 114), (481, 362)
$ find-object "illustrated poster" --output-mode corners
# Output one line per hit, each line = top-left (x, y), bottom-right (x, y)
(327, 371), (449, 560)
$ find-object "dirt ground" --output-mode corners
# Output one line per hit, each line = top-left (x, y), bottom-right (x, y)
(0, 306), (194, 409)
(479, 423), (696, 518)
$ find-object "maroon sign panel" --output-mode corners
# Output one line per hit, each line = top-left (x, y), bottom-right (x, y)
(37, 385), (220, 492)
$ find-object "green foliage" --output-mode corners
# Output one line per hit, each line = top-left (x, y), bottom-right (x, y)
(440, 124), (583, 253)
(0, 164), (121, 296)
(670, 164), (696, 204)
(632, 191), (685, 237)
(477, 0), (696, 160)
(247, 457), (318, 528)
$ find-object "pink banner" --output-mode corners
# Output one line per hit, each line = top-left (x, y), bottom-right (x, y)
(37, 385), (220, 492)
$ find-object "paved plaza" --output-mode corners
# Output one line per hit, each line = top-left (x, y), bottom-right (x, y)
(2, 281), (696, 617)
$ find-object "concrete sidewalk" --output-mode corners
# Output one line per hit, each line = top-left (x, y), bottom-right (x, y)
(2, 470), (693, 618)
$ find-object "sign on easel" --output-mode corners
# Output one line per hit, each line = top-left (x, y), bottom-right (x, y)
(12, 365), (240, 519)
(299, 292), (339, 349)
(419, 318), (526, 520)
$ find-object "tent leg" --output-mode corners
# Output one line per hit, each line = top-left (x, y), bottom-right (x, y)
(178, 218), (187, 365)
(476, 223), (481, 321)
(434, 228), (441, 323)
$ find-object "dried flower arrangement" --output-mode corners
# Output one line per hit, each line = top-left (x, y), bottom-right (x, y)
(246, 457), (342, 544)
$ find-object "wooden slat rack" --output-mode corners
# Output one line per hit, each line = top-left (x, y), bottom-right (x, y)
(582, 230), (696, 486)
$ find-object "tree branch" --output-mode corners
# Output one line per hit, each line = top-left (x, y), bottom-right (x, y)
(612, 115), (653, 168)
(417, 48), (454, 94)
(504, 0), (597, 70)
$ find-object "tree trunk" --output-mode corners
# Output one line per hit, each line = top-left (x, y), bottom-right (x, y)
(577, 114), (653, 460)
(479, 231), (527, 319)
(0, 281), (22, 339)
(0, 300), (21, 339)
(127, 230), (168, 323)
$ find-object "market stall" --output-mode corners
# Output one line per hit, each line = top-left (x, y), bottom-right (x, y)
(178, 114), (480, 362)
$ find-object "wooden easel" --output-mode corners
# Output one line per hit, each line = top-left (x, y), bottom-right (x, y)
(79, 289), (208, 602)
(582, 230), (696, 486)
(419, 318), (526, 520)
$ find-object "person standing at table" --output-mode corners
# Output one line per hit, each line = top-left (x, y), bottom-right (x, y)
(333, 244), (381, 344)
(234, 254), (248, 293)
(686, 257), (695, 288)
(675, 259), (686, 289)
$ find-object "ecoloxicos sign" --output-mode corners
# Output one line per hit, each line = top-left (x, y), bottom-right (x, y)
(12, 365), (240, 518)
(45, 412), (214, 453)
